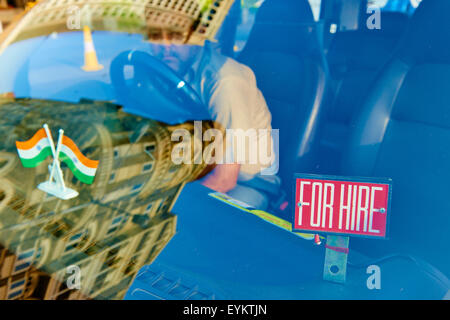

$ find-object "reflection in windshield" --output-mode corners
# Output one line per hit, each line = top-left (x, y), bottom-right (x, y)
(0, 0), (234, 53)
(0, 97), (216, 299)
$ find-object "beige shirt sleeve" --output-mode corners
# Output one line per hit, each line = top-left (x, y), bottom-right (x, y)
(207, 61), (275, 176)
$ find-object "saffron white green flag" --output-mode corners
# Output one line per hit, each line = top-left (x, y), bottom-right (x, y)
(16, 128), (99, 184)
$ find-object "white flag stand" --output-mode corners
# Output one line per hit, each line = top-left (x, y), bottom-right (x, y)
(37, 124), (79, 200)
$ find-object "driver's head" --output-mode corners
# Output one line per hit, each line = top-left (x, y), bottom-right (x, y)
(147, 28), (202, 75)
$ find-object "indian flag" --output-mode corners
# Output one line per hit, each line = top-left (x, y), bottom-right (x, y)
(16, 128), (99, 185)
(59, 135), (99, 185)
(16, 128), (53, 168)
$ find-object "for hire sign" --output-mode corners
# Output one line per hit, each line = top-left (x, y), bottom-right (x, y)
(292, 174), (392, 238)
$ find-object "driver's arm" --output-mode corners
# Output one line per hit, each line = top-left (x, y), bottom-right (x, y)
(200, 65), (272, 193)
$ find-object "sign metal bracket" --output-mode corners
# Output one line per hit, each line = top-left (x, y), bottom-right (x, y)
(323, 235), (350, 284)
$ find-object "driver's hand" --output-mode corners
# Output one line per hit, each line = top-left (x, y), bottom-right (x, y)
(200, 163), (240, 193)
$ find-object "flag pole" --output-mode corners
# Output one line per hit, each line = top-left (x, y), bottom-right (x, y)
(43, 124), (57, 158)
(43, 124), (58, 184)
(54, 129), (66, 192)
(36, 124), (79, 200)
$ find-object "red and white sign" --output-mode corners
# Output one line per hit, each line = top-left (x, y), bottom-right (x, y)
(293, 175), (391, 238)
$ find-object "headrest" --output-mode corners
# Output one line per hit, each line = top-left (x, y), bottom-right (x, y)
(255, 0), (315, 25)
(239, 0), (319, 57)
(400, 0), (450, 64)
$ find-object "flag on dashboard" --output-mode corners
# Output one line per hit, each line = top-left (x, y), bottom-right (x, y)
(16, 127), (99, 185)
(16, 128), (53, 168)
(59, 135), (99, 185)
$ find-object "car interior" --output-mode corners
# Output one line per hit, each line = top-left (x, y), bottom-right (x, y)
(217, 0), (449, 280)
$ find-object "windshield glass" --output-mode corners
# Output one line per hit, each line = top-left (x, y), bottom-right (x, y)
(0, 0), (448, 303)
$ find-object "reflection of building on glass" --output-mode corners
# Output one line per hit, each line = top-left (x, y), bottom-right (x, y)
(0, 0), (235, 51)
(0, 97), (216, 299)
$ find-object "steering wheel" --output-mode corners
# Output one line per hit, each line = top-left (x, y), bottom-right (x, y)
(110, 50), (209, 124)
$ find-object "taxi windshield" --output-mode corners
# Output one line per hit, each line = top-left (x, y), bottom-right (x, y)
(0, 0), (449, 303)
